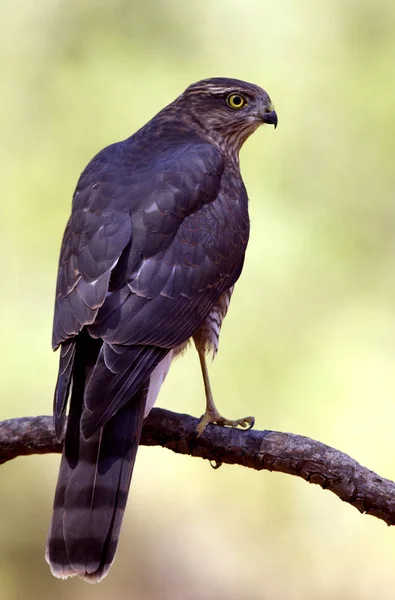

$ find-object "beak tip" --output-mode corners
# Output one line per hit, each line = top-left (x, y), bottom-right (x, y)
(263, 110), (278, 129)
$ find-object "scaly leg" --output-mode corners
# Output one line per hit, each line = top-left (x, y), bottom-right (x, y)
(195, 347), (255, 437)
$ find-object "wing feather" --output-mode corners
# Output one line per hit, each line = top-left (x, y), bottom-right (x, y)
(53, 208), (131, 349)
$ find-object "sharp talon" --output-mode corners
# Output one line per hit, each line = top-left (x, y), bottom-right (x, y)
(242, 417), (255, 431)
(196, 412), (255, 437)
(209, 460), (222, 470)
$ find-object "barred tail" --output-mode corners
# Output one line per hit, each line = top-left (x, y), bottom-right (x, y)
(46, 392), (146, 582)
(46, 331), (149, 582)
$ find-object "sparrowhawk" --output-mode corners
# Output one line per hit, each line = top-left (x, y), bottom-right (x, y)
(46, 77), (277, 582)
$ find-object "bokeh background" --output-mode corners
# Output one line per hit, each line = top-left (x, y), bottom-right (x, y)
(1, 1), (395, 598)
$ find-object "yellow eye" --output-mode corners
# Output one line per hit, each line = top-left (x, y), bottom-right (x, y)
(226, 93), (248, 110)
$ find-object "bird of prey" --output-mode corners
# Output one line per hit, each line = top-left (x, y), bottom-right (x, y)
(46, 77), (277, 582)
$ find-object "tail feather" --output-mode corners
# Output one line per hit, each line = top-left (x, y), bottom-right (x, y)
(46, 331), (149, 582)
(53, 341), (76, 439)
(47, 394), (146, 582)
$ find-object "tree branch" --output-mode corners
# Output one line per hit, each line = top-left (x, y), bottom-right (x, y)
(1, 408), (394, 526)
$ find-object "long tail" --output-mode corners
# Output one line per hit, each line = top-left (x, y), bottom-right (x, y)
(46, 334), (148, 583)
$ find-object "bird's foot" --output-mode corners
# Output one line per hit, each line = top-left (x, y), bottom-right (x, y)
(195, 409), (255, 438)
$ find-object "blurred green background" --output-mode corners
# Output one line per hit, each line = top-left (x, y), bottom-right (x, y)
(1, 0), (395, 598)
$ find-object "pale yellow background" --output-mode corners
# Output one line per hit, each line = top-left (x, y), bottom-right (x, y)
(1, 1), (395, 598)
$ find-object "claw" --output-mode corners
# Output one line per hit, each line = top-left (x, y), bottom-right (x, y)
(209, 460), (223, 470)
(196, 410), (255, 438)
(216, 415), (255, 431)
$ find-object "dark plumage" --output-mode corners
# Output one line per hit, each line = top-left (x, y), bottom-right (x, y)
(46, 77), (277, 582)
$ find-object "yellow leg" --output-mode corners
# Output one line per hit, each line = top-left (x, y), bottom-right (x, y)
(195, 347), (255, 437)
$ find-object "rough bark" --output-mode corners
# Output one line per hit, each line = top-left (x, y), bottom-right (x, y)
(1, 409), (394, 526)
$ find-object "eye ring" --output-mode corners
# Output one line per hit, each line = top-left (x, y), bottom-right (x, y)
(226, 93), (248, 110)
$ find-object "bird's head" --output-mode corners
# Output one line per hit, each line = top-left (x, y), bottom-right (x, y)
(178, 77), (277, 156)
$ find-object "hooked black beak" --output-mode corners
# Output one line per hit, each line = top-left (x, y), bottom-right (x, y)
(262, 109), (278, 129)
